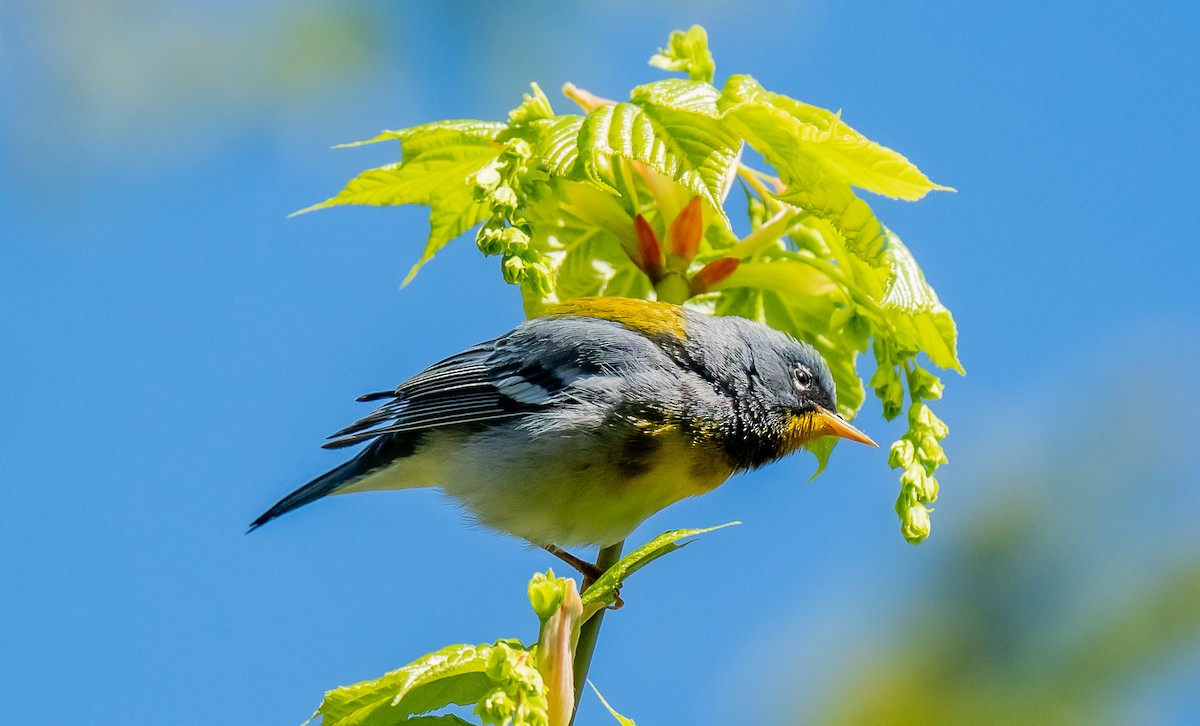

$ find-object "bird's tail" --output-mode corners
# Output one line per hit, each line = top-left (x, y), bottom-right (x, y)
(248, 457), (369, 532)
(249, 431), (427, 532)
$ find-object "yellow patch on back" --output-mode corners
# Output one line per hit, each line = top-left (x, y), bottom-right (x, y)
(541, 297), (687, 340)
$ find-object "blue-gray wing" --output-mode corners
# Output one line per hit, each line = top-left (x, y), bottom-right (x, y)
(321, 316), (675, 450)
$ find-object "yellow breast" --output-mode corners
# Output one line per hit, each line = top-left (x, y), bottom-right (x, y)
(618, 425), (732, 508)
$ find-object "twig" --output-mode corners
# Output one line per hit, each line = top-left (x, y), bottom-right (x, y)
(569, 541), (625, 724)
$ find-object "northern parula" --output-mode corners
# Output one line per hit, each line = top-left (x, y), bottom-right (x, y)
(250, 297), (876, 574)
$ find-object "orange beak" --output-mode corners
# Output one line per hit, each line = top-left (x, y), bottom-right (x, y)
(815, 408), (878, 447)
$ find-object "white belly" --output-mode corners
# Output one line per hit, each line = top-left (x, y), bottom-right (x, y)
(331, 421), (733, 547)
(442, 424), (733, 547)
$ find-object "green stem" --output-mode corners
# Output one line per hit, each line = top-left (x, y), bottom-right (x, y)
(736, 164), (780, 207)
(654, 274), (692, 305)
(570, 540), (625, 724)
(901, 357), (918, 405)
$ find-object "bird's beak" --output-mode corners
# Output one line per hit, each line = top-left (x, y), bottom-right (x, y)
(815, 408), (878, 447)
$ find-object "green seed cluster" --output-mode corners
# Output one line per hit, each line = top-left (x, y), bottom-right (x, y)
(873, 344), (948, 543)
(473, 138), (555, 295)
(475, 640), (550, 726)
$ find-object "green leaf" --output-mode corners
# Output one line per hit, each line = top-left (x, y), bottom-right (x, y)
(523, 226), (651, 316)
(413, 194), (492, 284)
(588, 681), (636, 726)
(399, 717), (476, 726)
(805, 437), (837, 480)
(553, 233), (650, 301)
(315, 643), (501, 726)
(581, 523), (739, 614)
(784, 185), (889, 266)
(720, 89), (885, 264)
(547, 180), (637, 243)
(334, 120), (505, 149)
(877, 231), (963, 373)
(294, 129), (500, 284)
(292, 164), (408, 213)
(296, 130), (499, 212)
(717, 259), (839, 300)
(399, 125), (504, 163)
(629, 78), (720, 117)
(527, 115), (585, 179)
(577, 101), (740, 226)
(719, 75), (951, 201)
(725, 207), (803, 259)
(521, 180), (648, 314)
(648, 25), (716, 84)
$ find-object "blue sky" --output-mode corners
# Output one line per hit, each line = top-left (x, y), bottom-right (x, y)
(3, 2), (1199, 724)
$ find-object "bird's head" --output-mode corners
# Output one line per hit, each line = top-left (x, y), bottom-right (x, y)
(763, 335), (877, 453)
(687, 314), (878, 465)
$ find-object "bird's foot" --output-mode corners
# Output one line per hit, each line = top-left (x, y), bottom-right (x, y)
(543, 545), (624, 608)
(544, 544), (604, 583)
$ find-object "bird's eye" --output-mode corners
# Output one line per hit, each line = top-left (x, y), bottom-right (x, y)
(794, 368), (813, 390)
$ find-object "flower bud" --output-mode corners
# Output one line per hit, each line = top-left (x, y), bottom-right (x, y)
(473, 165), (502, 191)
(528, 570), (566, 622)
(918, 433), (948, 468)
(908, 402), (948, 437)
(476, 221), (507, 256)
(500, 226), (531, 254)
(502, 254), (526, 284)
(909, 366), (944, 400)
(919, 475), (939, 503)
(908, 401), (929, 428)
(688, 257), (739, 295)
(515, 253), (555, 295)
(501, 138), (534, 162)
(917, 406), (949, 439)
(881, 381), (904, 420)
(900, 462), (927, 493)
(901, 503), (932, 543)
(868, 362), (896, 390)
(888, 439), (915, 469)
(536, 578), (582, 726)
(478, 690), (517, 725)
(492, 184), (519, 212)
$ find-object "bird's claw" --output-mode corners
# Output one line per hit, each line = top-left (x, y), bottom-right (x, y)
(544, 545), (626, 608)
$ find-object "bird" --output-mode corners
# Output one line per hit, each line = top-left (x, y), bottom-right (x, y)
(249, 296), (876, 579)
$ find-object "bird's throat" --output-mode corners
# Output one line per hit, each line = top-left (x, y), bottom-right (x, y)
(778, 411), (827, 458)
